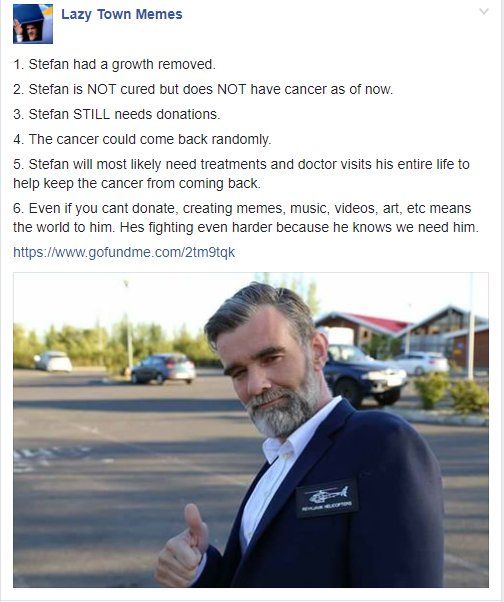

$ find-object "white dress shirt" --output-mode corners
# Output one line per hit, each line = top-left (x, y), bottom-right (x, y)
(240, 396), (341, 550)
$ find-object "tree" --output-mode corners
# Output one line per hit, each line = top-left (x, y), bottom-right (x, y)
(253, 272), (271, 284)
(253, 273), (321, 314)
(134, 322), (171, 359)
(172, 328), (216, 364)
(306, 280), (320, 315)
(13, 324), (42, 368)
(44, 324), (62, 350)
(362, 335), (401, 360)
(14, 318), (218, 373)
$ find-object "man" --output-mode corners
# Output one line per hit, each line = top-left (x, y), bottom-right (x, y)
(13, 19), (41, 42)
(155, 283), (444, 587)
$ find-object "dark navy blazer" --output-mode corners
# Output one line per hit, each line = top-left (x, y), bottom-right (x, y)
(195, 399), (444, 588)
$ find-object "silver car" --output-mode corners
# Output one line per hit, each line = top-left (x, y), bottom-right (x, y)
(131, 353), (196, 385)
(34, 351), (73, 372)
(392, 352), (449, 376)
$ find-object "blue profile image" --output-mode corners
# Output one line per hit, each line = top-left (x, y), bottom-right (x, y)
(13, 4), (53, 44)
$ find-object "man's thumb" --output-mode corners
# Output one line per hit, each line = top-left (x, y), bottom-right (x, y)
(184, 503), (204, 537)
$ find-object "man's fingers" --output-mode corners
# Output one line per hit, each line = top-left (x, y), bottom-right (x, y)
(157, 547), (197, 579)
(184, 503), (204, 537)
(155, 536), (202, 588)
(155, 565), (191, 588)
(166, 537), (201, 569)
(160, 541), (201, 573)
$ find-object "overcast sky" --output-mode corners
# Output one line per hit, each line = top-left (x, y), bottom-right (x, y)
(13, 272), (488, 336)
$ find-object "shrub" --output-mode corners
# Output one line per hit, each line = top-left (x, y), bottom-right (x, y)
(448, 360), (463, 374)
(450, 380), (489, 414)
(414, 372), (449, 410)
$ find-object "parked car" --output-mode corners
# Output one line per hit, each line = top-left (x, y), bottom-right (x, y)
(34, 351), (73, 372)
(392, 352), (449, 376)
(131, 353), (196, 385)
(323, 344), (407, 408)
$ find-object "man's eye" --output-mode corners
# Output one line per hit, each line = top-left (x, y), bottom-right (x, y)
(231, 369), (246, 380)
(263, 355), (281, 364)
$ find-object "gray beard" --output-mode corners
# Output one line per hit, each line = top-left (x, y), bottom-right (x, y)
(247, 365), (319, 439)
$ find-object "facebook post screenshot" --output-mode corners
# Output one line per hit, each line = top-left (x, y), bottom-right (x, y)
(0, 1), (501, 600)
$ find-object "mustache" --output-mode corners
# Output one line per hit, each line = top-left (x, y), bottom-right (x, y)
(249, 387), (294, 410)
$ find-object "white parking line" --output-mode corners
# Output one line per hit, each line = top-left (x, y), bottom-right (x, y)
(13, 463), (33, 474)
(444, 553), (488, 576)
(72, 423), (250, 487)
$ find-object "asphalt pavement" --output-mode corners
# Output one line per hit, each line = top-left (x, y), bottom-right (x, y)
(12, 369), (488, 588)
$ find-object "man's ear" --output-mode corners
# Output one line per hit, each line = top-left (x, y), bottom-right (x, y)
(310, 331), (328, 371)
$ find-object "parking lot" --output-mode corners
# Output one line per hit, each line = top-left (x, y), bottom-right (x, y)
(13, 369), (488, 588)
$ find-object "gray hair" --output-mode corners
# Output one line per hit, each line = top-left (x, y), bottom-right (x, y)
(204, 282), (316, 349)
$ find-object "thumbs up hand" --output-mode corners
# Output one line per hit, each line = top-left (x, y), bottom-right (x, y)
(183, 503), (209, 553)
(155, 504), (209, 588)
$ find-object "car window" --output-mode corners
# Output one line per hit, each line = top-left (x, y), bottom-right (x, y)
(329, 345), (368, 363)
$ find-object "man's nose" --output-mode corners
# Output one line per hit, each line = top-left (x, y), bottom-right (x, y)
(246, 366), (271, 398)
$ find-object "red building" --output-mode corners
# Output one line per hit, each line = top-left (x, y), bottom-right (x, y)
(316, 306), (489, 364)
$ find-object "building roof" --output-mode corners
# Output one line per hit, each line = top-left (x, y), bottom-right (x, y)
(347, 313), (410, 334)
(316, 305), (489, 340)
(315, 311), (411, 336)
(442, 323), (489, 339)
(395, 305), (487, 337)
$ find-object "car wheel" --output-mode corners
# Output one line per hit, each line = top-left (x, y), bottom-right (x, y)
(186, 379), (193, 385)
(131, 372), (140, 384)
(374, 389), (401, 406)
(333, 378), (363, 408)
(414, 366), (425, 376)
(155, 373), (165, 385)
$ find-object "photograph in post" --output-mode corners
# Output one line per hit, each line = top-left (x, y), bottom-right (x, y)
(12, 272), (489, 590)
(13, 4), (53, 44)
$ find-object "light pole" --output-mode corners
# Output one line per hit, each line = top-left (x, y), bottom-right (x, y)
(96, 315), (103, 366)
(124, 279), (133, 375)
(467, 273), (475, 380)
(404, 301), (413, 353)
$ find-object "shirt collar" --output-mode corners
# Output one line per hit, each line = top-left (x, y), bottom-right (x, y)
(262, 396), (342, 464)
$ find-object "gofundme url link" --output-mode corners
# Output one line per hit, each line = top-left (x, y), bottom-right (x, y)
(13, 245), (236, 261)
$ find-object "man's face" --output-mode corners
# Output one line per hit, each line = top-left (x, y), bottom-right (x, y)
(26, 23), (38, 40)
(216, 306), (324, 439)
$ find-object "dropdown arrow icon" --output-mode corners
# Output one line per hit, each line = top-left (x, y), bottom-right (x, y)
(479, 8), (489, 14)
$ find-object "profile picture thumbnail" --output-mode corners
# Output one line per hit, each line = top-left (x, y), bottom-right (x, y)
(13, 4), (53, 44)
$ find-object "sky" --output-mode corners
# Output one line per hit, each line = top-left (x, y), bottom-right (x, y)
(13, 272), (488, 337)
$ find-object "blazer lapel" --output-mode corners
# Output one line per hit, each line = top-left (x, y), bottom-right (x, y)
(238, 399), (355, 566)
(220, 461), (271, 584)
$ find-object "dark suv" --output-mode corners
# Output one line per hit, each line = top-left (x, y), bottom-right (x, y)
(130, 353), (196, 385)
(323, 344), (407, 408)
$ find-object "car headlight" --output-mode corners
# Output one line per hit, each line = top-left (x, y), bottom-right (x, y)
(361, 371), (387, 380)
